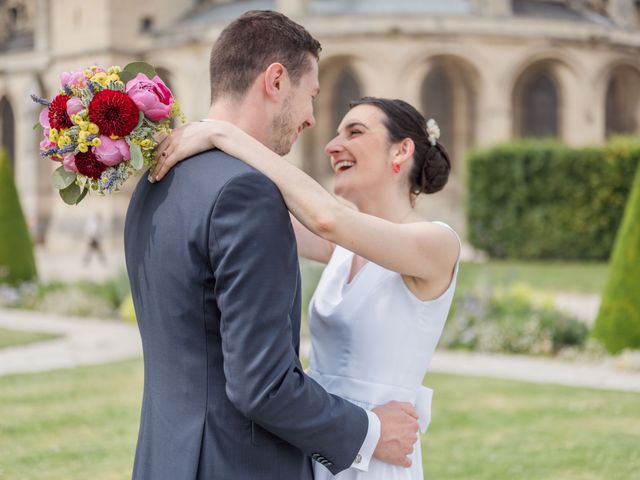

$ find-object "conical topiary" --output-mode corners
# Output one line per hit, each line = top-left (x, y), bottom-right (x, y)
(0, 151), (37, 284)
(593, 164), (640, 353)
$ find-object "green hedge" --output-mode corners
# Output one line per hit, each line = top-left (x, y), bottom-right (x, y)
(467, 138), (640, 260)
(592, 163), (640, 353)
(0, 151), (37, 284)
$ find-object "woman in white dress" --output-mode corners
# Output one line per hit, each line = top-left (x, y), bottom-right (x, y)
(153, 97), (460, 479)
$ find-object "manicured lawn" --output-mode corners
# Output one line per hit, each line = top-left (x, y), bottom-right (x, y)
(0, 361), (142, 480)
(0, 327), (60, 350)
(1, 360), (638, 479)
(423, 373), (640, 480)
(456, 260), (609, 295)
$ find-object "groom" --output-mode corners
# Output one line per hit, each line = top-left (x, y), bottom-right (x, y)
(125, 10), (418, 480)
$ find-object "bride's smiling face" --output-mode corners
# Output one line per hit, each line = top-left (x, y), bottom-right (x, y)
(325, 104), (395, 203)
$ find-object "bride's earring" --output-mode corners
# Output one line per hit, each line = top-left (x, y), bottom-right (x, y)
(392, 163), (400, 174)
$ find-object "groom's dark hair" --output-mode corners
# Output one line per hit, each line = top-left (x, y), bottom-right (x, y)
(209, 10), (321, 103)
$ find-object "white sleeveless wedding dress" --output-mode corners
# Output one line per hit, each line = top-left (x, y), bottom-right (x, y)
(307, 222), (459, 480)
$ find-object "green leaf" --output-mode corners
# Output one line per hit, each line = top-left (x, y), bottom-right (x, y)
(51, 166), (77, 190)
(59, 183), (85, 205)
(130, 143), (143, 170)
(33, 121), (41, 130)
(119, 70), (134, 85)
(76, 187), (89, 204)
(135, 110), (144, 130)
(120, 62), (156, 85)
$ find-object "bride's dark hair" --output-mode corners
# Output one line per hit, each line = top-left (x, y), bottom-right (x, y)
(349, 97), (451, 195)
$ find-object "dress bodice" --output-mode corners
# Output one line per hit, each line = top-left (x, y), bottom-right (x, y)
(306, 222), (459, 479)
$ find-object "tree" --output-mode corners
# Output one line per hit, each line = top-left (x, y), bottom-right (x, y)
(593, 164), (640, 353)
(0, 151), (37, 284)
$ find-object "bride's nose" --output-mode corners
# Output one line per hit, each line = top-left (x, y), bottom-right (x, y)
(325, 136), (343, 156)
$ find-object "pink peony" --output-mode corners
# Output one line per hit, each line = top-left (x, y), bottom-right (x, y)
(39, 108), (50, 129)
(126, 73), (173, 121)
(94, 136), (130, 166)
(66, 97), (84, 118)
(62, 152), (78, 172)
(59, 70), (87, 89)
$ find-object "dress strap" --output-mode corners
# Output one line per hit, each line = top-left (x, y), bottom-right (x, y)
(431, 221), (462, 262)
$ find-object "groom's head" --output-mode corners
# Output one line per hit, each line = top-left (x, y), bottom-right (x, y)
(209, 10), (321, 155)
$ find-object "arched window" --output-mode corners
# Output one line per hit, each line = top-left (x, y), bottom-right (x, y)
(421, 64), (454, 151)
(331, 69), (361, 132)
(0, 97), (15, 172)
(605, 66), (640, 137)
(520, 70), (559, 138)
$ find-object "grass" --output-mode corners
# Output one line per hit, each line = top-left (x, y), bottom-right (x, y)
(1, 360), (638, 480)
(0, 361), (141, 480)
(456, 260), (609, 295)
(0, 327), (60, 350)
(423, 373), (640, 480)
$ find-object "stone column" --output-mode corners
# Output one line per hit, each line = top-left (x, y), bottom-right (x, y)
(473, 0), (512, 16)
(34, 0), (49, 52)
(276, 0), (309, 17)
(607, 0), (639, 28)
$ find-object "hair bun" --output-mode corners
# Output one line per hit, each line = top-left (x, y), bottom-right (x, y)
(415, 142), (451, 195)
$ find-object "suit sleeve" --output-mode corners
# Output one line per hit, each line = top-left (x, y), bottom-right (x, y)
(209, 170), (369, 474)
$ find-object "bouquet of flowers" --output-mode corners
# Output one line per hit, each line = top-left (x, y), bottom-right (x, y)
(31, 62), (184, 205)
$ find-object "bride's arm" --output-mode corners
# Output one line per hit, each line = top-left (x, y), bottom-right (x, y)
(290, 213), (335, 263)
(152, 121), (458, 282)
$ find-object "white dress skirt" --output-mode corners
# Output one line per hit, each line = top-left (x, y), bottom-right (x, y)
(307, 222), (459, 480)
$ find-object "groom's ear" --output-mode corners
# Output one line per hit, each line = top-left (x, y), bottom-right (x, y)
(264, 63), (288, 101)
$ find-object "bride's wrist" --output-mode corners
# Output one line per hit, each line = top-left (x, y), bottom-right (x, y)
(200, 119), (225, 148)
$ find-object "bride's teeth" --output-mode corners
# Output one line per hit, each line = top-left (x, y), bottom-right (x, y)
(335, 161), (355, 171)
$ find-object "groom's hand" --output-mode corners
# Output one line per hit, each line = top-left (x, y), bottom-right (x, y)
(372, 401), (419, 468)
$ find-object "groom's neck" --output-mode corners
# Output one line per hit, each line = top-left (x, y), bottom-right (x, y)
(206, 97), (268, 145)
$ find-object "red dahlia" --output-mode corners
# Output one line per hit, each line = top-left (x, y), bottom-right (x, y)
(75, 150), (107, 179)
(48, 94), (73, 129)
(88, 89), (139, 137)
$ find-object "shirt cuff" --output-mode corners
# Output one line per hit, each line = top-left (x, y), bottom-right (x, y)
(351, 409), (381, 472)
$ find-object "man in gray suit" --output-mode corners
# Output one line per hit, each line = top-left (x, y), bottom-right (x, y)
(125, 10), (419, 480)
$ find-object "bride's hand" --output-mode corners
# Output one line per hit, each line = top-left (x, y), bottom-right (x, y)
(151, 120), (227, 182)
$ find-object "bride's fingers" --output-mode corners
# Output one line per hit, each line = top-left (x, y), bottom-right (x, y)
(153, 144), (178, 182)
(154, 136), (171, 162)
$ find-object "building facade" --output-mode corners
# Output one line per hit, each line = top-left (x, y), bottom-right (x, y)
(1, 0), (639, 251)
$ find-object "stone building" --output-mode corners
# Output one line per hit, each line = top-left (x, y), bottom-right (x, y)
(1, 0), (639, 253)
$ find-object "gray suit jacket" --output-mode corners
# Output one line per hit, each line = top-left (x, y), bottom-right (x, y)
(124, 150), (368, 480)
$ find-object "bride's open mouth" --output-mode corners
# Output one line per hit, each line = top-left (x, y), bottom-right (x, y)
(334, 160), (355, 173)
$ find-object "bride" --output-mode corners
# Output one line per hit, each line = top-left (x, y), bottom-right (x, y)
(152, 96), (460, 479)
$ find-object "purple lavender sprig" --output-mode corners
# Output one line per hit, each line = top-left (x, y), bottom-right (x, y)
(58, 144), (76, 155)
(30, 94), (50, 107)
(41, 147), (58, 157)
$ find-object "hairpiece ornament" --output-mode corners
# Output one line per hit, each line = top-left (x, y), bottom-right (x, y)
(426, 118), (440, 146)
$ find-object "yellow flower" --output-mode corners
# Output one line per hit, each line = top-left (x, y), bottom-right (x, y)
(78, 131), (88, 142)
(49, 130), (59, 142)
(107, 66), (122, 75)
(140, 139), (152, 148)
(88, 123), (99, 134)
(92, 72), (108, 86)
(78, 143), (89, 153)
(110, 134), (121, 140)
(107, 74), (120, 83)
(91, 137), (102, 147)
(79, 121), (89, 131)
